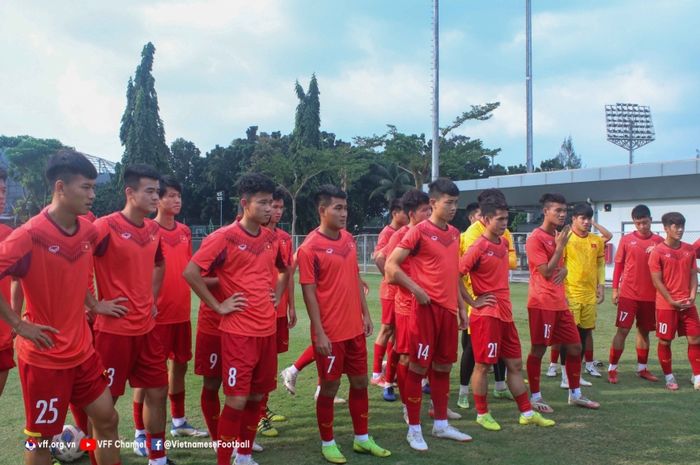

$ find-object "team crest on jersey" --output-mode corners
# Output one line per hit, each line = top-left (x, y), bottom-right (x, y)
(238, 244), (247, 251)
(81, 241), (91, 252)
(631, 241), (637, 245)
(48, 245), (60, 254)
(180, 234), (187, 243)
(326, 248), (334, 254)
(547, 240), (553, 246)
(487, 250), (494, 256)
(431, 235), (438, 241)
(121, 232), (132, 240)
(591, 244), (597, 248)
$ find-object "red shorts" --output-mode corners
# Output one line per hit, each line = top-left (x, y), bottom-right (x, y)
(19, 353), (108, 437)
(276, 316), (289, 354)
(153, 321), (192, 364)
(0, 346), (15, 371)
(528, 308), (581, 346)
(380, 298), (396, 326)
(314, 334), (367, 381)
(394, 313), (410, 355)
(194, 330), (221, 379)
(470, 315), (522, 364)
(409, 303), (458, 367)
(221, 333), (277, 396)
(616, 298), (656, 332)
(656, 306), (700, 340)
(94, 330), (168, 397)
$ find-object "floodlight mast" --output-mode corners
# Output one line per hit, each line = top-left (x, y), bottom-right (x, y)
(431, 0), (440, 181)
(605, 103), (655, 164)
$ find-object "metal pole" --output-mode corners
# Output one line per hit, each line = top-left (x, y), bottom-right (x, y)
(431, 0), (440, 181)
(219, 199), (222, 227)
(628, 121), (634, 164)
(526, 0), (534, 172)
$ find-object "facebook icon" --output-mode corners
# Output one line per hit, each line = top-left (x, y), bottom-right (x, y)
(150, 438), (164, 451)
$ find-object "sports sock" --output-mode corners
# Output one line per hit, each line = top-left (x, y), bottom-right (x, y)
(146, 432), (166, 461)
(459, 384), (469, 395)
(348, 387), (369, 436)
(169, 391), (186, 422)
(405, 369), (424, 425)
(133, 401), (145, 432)
(237, 400), (260, 456)
(200, 387), (220, 439)
(494, 381), (507, 391)
(657, 343), (673, 375)
(396, 362), (408, 404)
(385, 345), (399, 383)
(429, 370), (450, 421)
(316, 393), (335, 441)
(294, 345), (316, 371)
(565, 354), (582, 390)
(514, 391), (532, 413)
(687, 344), (700, 375)
(217, 405), (243, 465)
(526, 354), (542, 394)
(259, 393), (269, 421)
(585, 349), (594, 363)
(550, 348), (560, 364)
(636, 347), (649, 365)
(473, 393), (488, 415)
(609, 347), (623, 366)
(373, 343), (387, 376)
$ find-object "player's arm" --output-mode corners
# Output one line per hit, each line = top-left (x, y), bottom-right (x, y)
(11, 278), (23, 316)
(183, 261), (246, 315)
(386, 247), (430, 305)
(596, 242), (606, 304)
(202, 276), (219, 287)
(456, 280), (468, 331)
(458, 248), (497, 309)
(536, 225), (570, 279)
(592, 220), (613, 243)
(301, 283), (332, 355)
(688, 262), (698, 304)
(84, 291), (128, 318)
(286, 262), (297, 328)
(611, 241), (625, 305)
(0, 294), (58, 350)
(650, 271), (688, 310)
(374, 251), (387, 275)
(359, 277), (373, 337)
(504, 230), (518, 270)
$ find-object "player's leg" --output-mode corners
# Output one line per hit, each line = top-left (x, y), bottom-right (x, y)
(194, 329), (223, 439)
(260, 316), (290, 431)
(635, 301), (658, 380)
(492, 358), (512, 399)
(681, 306), (700, 389)
(314, 339), (344, 463)
(547, 344), (561, 377)
(383, 333), (399, 401)
(83, 388), (120, 465)
(371, 298), (395, 387)
(404, 304), (432, 451)
(656, 308), (678, 390)
(469, 314), (498, 431)
(132, 388), (146, 443)
(608, 327), (630, 383)
(0, 347), (14, 395)
(503, 357), (554, 427)
(559, 310), (599, 409)
(280, 344), (315, 395)
(458, 331), (473, 409)
(526, 307), (554, 413)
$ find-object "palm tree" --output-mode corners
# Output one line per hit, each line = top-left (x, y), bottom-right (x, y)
(368, 162), (415, 203)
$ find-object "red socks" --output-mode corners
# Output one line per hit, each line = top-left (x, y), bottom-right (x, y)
(609, 347), (623, 365)
(348, 387), (369, 435)
(169, 391), (186, 419)
(550, 348), (560, 364)
(429, 370), (450, 420)
(636, 347), (649, 365)
(688, 344), (700, 375)
(396, 363), (408, 404)
(294, 345), (316, 371)
(385, 346), (399, 383)
(200, 387), (220, 439)
(514, 392), (531, 413)
(217, 405), (243, 465)
(526, 354), (541, 394)
(373, 343), (387, 374)
(237, 400), (260, 456)
(133, 401), (145, 431)
(585, 349), (594, 363)
(404, 369), (424, 425)
(658, 343), (673, 375)
(473, 393), (488, 415)
(146, 432), (165, 460)
(259, 392), (270, 421)
(565, 354), (582, 390)
(316, 394), (335, 441)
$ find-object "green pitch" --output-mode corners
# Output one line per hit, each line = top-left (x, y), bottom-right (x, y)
(1, 275), (698, 465)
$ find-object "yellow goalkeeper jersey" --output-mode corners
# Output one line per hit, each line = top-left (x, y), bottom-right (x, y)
(563, 231), (605, 305)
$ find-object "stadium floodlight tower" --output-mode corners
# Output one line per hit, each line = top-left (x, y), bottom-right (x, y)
(605, 103), (655, 164)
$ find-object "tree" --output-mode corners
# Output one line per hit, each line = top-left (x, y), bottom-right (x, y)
(292, 74), (321, 151)
(119, 42), (171, 173)
(368, 162), (414, 203)
(169, 138), (205, 223)
(556, 135), (582, 169)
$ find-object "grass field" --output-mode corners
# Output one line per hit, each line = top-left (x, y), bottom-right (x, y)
(1, 274), (699, 465)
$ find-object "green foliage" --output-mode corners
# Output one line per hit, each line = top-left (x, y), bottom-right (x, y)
(292, 74), (321, 151)
(538, 136), (582, 172)
(368, 162), (414, 203)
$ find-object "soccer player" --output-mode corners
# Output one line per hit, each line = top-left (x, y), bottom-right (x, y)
(257, 187), (296, 437)
(458, 192), (518, 409)
(459, 192), (555, 431)
(0, 150), (120, 465)
(607, 204), (663, 384)
(386, 178), (471, 451)
(648, 212), (700, 391)
(296, 185), (390, 464)
(559, 203), (606, 386)
(131, 175), (207, 440)
(371, 199), (408, 399)
(184, 174), (289, 465)
(92, 164), (171, 465)
(525, 193), (600, 412)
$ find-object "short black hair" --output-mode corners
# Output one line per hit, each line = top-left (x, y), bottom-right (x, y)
(661, 212), (685, 227)
(272, 186), (287, 202)
(237, 173), (276, 198)
(465, 202), (480, 218)
(46, 149), (98, 186)
(631, 204), (651, 220)
(477, 188), (506, 204)
(572, 202), (593, 218)
(428, 178), (459, 199)
(159, 175), (182, 198)
(479, 197), (509, 218)
(0, 166), (7, 182)
(314, 184), (347, 208)
(539, 192), (566, 207)
(123, 164), (160, 190)
(390, 198), (403, 214)
(401, 189), (430, 215)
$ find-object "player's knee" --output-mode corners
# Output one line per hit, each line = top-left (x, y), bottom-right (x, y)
(203, 376), (222, 391)
(348, 376), (367, 390)
(474, 363), (489, 374)
(248, 393), (264, 402)
(146, 386), (168, 403)
(566, 344), (582, 356)
(530, 345), (546, 358)
(507, 359), (523, 372)
(658, 338), (672, 346)
(225, 395), (247, 410)
(408, 363), (427, 376)
(688, 336), (700, 345)
(319, 379), (340, 396)
(432, 363), (451, 373)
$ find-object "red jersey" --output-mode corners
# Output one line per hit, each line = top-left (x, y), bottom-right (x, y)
(93, 213), (163, 336)
(459, 235), (513, 322)
(648, 241), (698, 311)
(397, 220), (460, 313)
(614, 231), (663, 301)
(0, 224), (14, 351)
(191, 222), (285, 337)
(195, 230), (227, 337)
(0, 210), (96, 368)
(156, 221), (192, 324)
(375, 225), (399, 301)
(694, 239), (700, 259)
(274, 228), (294, 317)
(81, 212), (97, 297)
(383, 225), (413, 316)
(297, 229), (364, 342)
(526, 227), (567, 311)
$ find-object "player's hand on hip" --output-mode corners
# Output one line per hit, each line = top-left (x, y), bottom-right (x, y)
(552, 267), (567, 284)
(315, 332), (332, 356)
(596, 285), (605, 304)
(16, 320), (59, 351)
(413, 287), (431, 305)
(217, 293), (247, 315)
(611, 288), (619, 305)
(94, 297), (129, 318)
(473, 293), (497, 308)
(555, 225), (571, 249)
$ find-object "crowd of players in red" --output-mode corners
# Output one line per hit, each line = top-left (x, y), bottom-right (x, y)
(0, 149), (698, 465)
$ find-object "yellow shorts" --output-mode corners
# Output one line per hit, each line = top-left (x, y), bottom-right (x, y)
(569, 301), (597, 329)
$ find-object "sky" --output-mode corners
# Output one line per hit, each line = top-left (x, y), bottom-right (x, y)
(1, 0), (698, 169)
